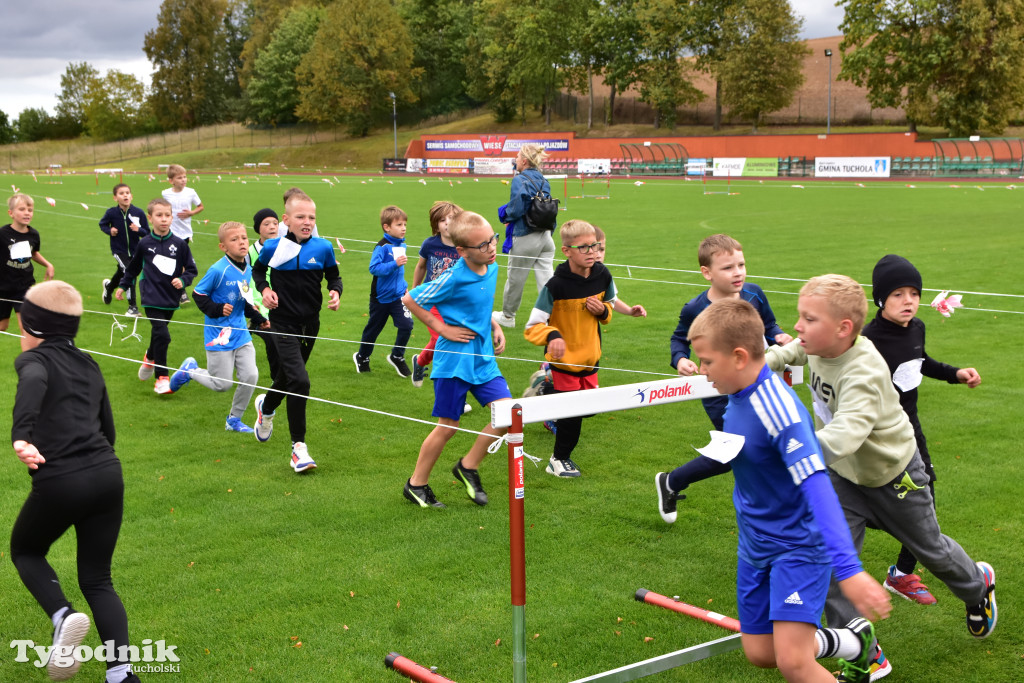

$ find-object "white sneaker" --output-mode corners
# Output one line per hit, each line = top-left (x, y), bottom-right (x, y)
(291, 442), (317, 473)
(254, 394), (274, 442)
(138, 354), (154, 381)
(47, 610), (91, 681)
(545, 455), (581, 478)
(154, 377), (172, 394)
(463, 402), (472, 414)
(492, 311), (516, 328)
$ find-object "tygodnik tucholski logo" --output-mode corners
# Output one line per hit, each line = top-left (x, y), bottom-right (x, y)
(10, 638), (181, 674)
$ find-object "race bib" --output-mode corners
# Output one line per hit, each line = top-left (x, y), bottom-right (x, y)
(893, 358), (924, 392)
(9, 240), (31, 260)
(810, 386), (834, 425)
(268, 239), (301, 269)
(153, 254), (177, 276)
(693, 431), (745, 464)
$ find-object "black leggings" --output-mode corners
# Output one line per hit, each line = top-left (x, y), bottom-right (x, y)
(262, 318), (319, 443)
(10, 461), (129, 666)
(145, 307), (175, 378)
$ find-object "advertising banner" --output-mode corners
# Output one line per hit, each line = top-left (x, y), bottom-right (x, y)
(712, 158), (779, 177)
(686, 158), (708, 176)
(815, 157), (891, 178)
(473, 157), (516, 175)
(577, 159), (612, 174)
(426, 159), (470, 174)
(423, 136), (571, 156)
(382, 158), (407, 172)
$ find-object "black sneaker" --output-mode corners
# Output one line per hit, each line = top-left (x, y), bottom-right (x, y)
(48, 609), (91, 680)
(404, 480), (446, 508)
(655, 472), (685, 524)
(411, 356), (426, 387)
(179, 291), (189, 305)
(353, 352), (370, 373)
(967, 561), (997, 638)
(452, 459), (488, 505)
(836, 617), (875, 683)
(387, 354), (412, 377)
(101, 278), (112, 305)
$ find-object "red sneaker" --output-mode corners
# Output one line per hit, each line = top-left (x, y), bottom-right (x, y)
(884, 566), (937, 605)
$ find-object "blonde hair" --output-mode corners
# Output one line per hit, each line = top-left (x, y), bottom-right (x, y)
(284, 193), (315, 214)
(24, 280), (83, 317)
(698, 234), (742, 268)
(594, 226), (606, 242)
(559, 219), (597, 246)
(147, 197), (171, 215)
(167, 164), (186, 179)
(380, 205), (408, 228)
(518, 143), (548, 170)
(689, 299), (765, 360)
(448, 211), (491, 247)
(428, 201), (462, 235)
(8, 193), (34, 211)
(283, 187), (308, 204)
(217, 221), (247, 242)
(800, 274), (869, 335)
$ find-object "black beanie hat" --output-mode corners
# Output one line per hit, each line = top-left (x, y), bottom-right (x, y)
(252, 208), (279, 236)
(871, 254), (922, 308)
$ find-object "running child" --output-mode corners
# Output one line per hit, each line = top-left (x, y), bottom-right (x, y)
(248, 208), (280, 381)
(863, 255), (982, 605)
(766, 274), (997, 679)
(410, 200), (462, 387)
(168, 221), (269, 433)
(656, 234), (791, 522)
(524, 219), (615, 478)
(251, 192), (342, 473)
(353, 205), (413, 377)
(116, 197), (197, 394)
(161, 164), (202, 305)
(401, 211), (511, 508)
(11, 280), (140, 683)
(99, 183), (149, 317)
(1, 193), (54, 333)
(687, 298), (891, 683)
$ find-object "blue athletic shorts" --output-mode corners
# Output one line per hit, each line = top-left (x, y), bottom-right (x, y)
(736, 554), (831, 634)
(432, 375), (512, 420)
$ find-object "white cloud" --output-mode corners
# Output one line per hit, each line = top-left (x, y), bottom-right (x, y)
(790, 0), (845, 40)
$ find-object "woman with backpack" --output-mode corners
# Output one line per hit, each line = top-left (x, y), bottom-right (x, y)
(493, 143), (557, 329)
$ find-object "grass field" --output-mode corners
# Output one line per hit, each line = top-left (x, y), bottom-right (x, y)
(1, 170), (1022, 682)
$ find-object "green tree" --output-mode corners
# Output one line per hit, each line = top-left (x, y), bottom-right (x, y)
(143, 0), (230, 128)
(0, 110), (14, 145)
(717, 0), (807, 132)
(296, 0), (421, 136)
(589, 0), (644, 126)
(217, 0), (253, 119)
(635, 0), (704, 130)
(84, 70), (149, 141)
(399, 0), (477, 117)
(238, 0), (311, 89)
(54, 61), (99, 137)
(684, 0), (740, 130)
(246, 5), (323, 125)
(14, 108), (54, 142)
(838, 0), (1024, 135)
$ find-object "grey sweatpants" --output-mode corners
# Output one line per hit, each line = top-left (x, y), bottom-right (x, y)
(500, 230), (556, 318)
(193, 342), (258, 419)
(824, 449), (986, 628)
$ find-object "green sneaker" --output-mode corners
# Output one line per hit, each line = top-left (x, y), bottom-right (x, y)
(452, 459), (488, 505)
(836, 617), (875, 683)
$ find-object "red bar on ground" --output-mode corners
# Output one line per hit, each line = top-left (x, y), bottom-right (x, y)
(635, 589), (741, 632)
(385, 653), (457, 683)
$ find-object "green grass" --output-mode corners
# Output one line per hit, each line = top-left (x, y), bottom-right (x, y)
(1, 171), (1022, 682)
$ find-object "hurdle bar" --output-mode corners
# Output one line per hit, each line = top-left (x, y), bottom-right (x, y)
(635, 589), (741, 632)
(385, 652), (457, 682)
(567, 633), (742, 683)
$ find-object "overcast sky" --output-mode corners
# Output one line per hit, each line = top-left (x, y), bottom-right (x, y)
(0, 0), (845, 123)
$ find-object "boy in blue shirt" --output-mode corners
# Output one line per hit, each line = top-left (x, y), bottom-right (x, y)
(401, 211), (511, 508)
(657, 233), (792, 522)
(688, 299), (890, 683)
(353, 205), (414, 377)
(99, 183), (149, 317)
(169, 221), (269, 433)
(251, 193), (342, 473)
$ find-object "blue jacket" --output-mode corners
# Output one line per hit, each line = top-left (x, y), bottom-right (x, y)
(505, 168), (552, 237)
(368, 233), (408, 304)
(119, 232), (198, 310)
(99, 205), (150, 257)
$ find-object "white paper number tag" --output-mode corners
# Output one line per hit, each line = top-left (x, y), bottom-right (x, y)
(9, 240), (31, 260)
(810, 387), (834, 425)
(153, 254), (176, 276)
(391, 245), (406, 260)
(892, 358), (923, 392)
(693, 431), (745, 464)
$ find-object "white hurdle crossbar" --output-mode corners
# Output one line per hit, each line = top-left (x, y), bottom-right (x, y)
(567, 633), (743, 683)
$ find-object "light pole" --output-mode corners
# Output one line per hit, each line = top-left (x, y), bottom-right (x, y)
(389, 91), (397, 158)
(824, 49), (833, 135)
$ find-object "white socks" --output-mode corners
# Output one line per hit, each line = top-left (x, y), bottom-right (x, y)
(814, 626), (863, 660)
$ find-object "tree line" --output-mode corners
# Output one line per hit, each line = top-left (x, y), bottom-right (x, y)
(1, 0), (1022, 145)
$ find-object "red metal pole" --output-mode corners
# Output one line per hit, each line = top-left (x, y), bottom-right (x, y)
(635, 589), (741, 633)
(385, 652), (457, 682)
(507, 404), (527, 681)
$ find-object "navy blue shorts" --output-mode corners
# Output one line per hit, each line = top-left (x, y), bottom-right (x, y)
(432, 375), (511, 421)
(736, 554), (831, 634)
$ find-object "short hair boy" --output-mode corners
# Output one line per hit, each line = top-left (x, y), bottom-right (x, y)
(353, 205), (414, 377)
(115, 197), (198, 394)
(524, 219), (615, 478)
(863, 255), (982, 605)
(409, 200), (463, 388)
(251, 193), (342, 473)
(657, 234), (792, 522)
(765, 274), (997, 677)
(168, 221), (269, 433)
(401, 211), (511, 508)
(1, 193), (54, 333)
(99, 183), (149, 317)
(11, 280), (140, 683)
(277, 187), (320, 238)
(688, 298), (891, 683)
(161, 164), (203, 242)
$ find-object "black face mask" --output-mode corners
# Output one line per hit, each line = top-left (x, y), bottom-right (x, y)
(20, 299), (80, 339)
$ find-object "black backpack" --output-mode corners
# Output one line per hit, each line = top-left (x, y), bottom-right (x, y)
(523, 177), (559, 233)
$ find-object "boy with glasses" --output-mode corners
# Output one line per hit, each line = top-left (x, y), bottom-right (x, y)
(401, 212), (511, 508)
(525, 219), (616, 477)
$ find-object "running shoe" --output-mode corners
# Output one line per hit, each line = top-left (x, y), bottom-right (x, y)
(836, 617), (875, 683)
(125, 306), (141, 317)
(655, 472), (683, 524)
(353, 352), (370, 373)
(154, 377), (173, 394)
(291, 442), (317, 473)
(545, 455), (581, 478)
(225, 415), (254, 434)
(403, 480), (446, 508)
(491, 311), (515, 328)
(169, 357), (198, 392)
(868, 646), (891, 681)
(179, 291), (189, 305)
(47, 609), (91, 681)
(884, 565), (937, 605)
(138, 354), (155, 380)
(387, 354), (412, 377)
(411, 356), (426, 387)
(966, 561), (997, 639)
(101, 278), (112, 305)
(543, 420), (557, 435)
(452, 459), (488, 505)
(254, 394), (274, 442)
(463, 403), (472, 414)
